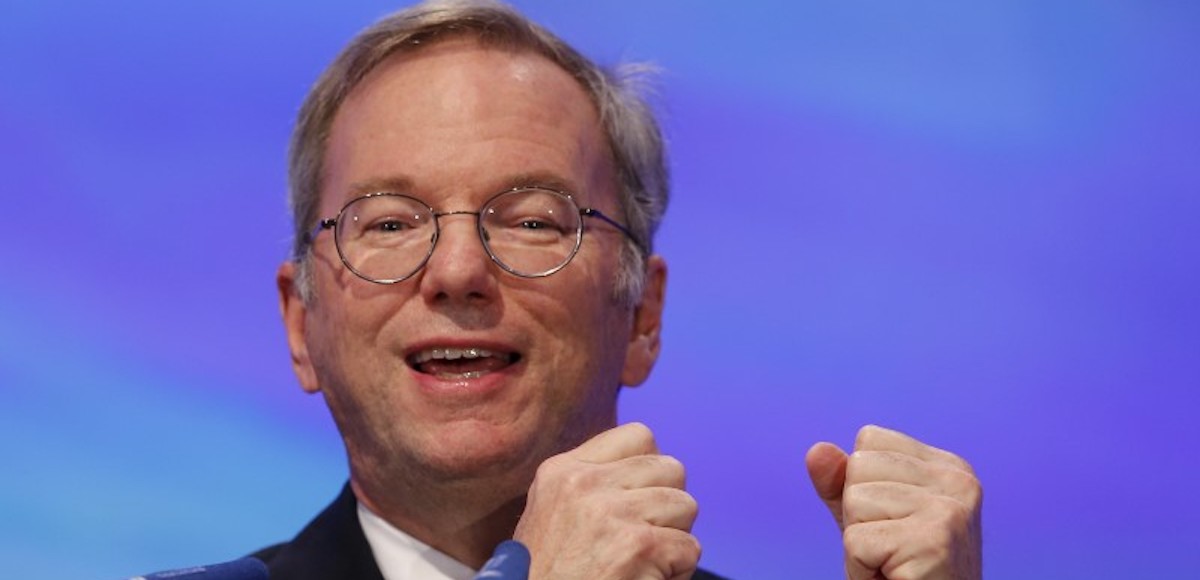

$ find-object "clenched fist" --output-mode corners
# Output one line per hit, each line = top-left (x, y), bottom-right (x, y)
(806, 425), (982, 579)
(514, 422), (701, 580)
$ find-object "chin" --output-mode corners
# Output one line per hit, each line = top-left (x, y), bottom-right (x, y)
(408, 421), (548, 482)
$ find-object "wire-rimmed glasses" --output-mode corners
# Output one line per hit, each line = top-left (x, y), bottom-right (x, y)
(307, 186), (639, 284)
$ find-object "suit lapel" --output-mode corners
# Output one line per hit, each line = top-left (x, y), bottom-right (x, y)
(254, 483), (385, 580)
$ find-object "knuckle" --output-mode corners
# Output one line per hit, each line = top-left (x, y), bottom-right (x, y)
(680, 533), (702, 566)
(940, 467), (982, 506)
(691, 534), (702, 557)
(665, 488), (699, 519)
(842, 521), (869, 543)
(887, 566), (928, 580)
(840, 485), (866, 520)
(537, 452), (569, 474)
(946, 451), (976, 475)
(926, 494), (974, 531)
(624, 421), (655, 443)
(653, 486), (692, 506)
(855, 424), (884, 449)
(531, 457), (561, 484)
(842, 523), (874, 559)
(652, 529), (702, 576)
(845, 450), (868, 480)
(657, 454), (687, 485)
(841, 481), (868, 504)
(657, 453), (684, 472)
(582, 494), (612, 520)
(966, 477), (984, 508)
(625, 525), (658, 555)
(911, 525), (957, 567)
(680, 490), (699, 513)
(558, 464), (598, 492)
(544, 463), (595, 494)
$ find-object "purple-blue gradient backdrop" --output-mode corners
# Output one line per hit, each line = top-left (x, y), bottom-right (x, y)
(2, 1), (1198, 578)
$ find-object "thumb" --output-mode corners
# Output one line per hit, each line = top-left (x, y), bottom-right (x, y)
(571, 422), (659, 464)
(805, 441), (849, 531)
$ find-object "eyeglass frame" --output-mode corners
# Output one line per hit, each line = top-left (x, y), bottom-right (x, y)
(304, 185), (643, 284)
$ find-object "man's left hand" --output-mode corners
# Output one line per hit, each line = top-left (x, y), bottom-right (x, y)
(805, 425), (982, 579)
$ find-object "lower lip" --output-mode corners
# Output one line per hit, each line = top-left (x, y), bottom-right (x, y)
(408, 359), (520, 399)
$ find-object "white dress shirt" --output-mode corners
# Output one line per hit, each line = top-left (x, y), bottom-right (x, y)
(358, 501), (477, 580)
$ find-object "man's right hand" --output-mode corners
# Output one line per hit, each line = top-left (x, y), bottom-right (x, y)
(513, 422), (700, 580)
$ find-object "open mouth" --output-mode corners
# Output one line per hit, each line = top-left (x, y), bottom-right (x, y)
(406, 347), (521, 380)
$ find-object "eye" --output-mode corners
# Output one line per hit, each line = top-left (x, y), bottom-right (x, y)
(374, 219), (410, 232)
(354, 213), (427, 247)
(504, 215), (572, 236)
(359, 212), (426, 235)
(520, 219), (553, 230)
(481, 188), (579, 244)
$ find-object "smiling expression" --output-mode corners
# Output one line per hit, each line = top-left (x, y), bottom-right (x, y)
(278, 38), (666, 491)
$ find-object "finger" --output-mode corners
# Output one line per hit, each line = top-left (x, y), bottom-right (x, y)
(606, 454), (687, 490)
(846, 450), (979, 502)
(643, 527), (701, 580)
(854, 425), (974, 474)
(842, 481), (923, 526)
(573, 422), (660, 463)
(805, 441), (849, 529)
(847, 450), (928, 487)
(845, 514), (971, 580)
(842, 519), (905, 580)
(621, 487), (699, 531)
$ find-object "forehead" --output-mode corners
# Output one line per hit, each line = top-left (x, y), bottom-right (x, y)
(321, 38), (614, 209)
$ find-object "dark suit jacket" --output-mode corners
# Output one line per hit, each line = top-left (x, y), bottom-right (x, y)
(254, 484), (728, 579)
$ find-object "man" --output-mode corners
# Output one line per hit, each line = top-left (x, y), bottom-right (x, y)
(263, 1), (982, 578)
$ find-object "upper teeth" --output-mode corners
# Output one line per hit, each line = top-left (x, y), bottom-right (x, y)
(412, 347), (496, 364)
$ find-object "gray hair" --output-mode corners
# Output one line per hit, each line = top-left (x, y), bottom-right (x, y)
(287, 0), (668, 308)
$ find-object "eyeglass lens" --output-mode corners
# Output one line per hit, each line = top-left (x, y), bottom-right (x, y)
(333, 188), (584, 282)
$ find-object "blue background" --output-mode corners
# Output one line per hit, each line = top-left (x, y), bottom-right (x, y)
(2, 1), (1198, 578)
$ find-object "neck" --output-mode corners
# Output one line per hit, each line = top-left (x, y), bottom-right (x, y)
(350, 468), (530, 569)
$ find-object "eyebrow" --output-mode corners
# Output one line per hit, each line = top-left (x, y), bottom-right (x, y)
(345, 175), (416, 198)
(501, 172), (586, 199)
(341, 171), (587, 203)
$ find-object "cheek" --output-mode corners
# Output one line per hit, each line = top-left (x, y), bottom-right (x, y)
(511, 264), (617, 345)
(307, 274), (408, 379)
(304, 292), (413, 433)
(518, 272), (631, 384)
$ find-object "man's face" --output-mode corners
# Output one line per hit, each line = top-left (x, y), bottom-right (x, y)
(278, 39), (665, 488)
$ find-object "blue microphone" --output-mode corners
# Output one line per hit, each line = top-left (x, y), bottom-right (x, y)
(473, 540), (531, 579)
(127, 557), (268, 580)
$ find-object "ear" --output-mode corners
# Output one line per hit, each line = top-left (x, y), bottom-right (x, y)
(620, 254), (667, 387)
(277, 261), (321, 394)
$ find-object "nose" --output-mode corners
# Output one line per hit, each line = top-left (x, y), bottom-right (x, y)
(418, 212), (499, 307)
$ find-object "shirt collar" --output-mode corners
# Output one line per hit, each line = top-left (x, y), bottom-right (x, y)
(356, 500), (477, 580)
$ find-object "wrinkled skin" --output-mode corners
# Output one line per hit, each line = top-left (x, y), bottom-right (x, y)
(278, 38), (674, 569)
(807, 426), (983, 579)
